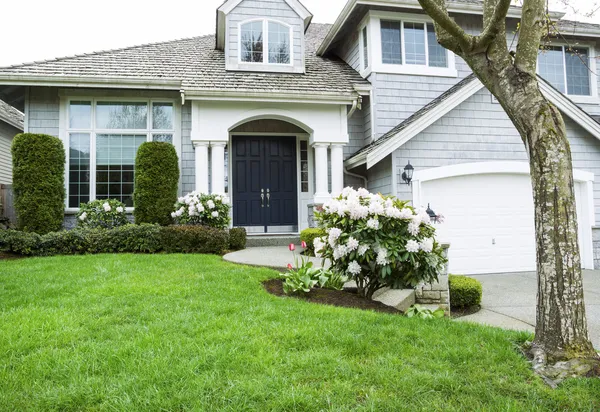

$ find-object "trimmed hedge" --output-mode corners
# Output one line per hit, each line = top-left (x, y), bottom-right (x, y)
(449, 275), (483, 309)
(12, 133), (65, 234)
(229, 228), (247, 251)
(134, 142), (180, 226)
(0, 224), (230, 257)
(300, 228), (327, 256)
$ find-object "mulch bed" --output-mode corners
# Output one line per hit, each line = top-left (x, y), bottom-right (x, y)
(451, 305), (481, 318)
(0, 252), (23, 261)
(263, 279), (400, 314)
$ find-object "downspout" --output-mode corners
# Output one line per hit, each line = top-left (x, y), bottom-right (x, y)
(344, 166), (368, 188)
(180, 90), (186, 105)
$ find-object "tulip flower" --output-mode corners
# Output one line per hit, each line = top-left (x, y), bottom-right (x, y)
(289, 243), (296, 251)
(287, 263), (293, 270)
(301, 241), (307, 248)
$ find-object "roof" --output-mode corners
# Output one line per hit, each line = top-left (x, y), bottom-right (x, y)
(556, 20), (600, 37)
(0, 99), (24, 131)
(345, 74), (600, 169)
(0, 24), (368, 102)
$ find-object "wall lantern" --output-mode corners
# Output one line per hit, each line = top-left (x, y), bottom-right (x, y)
(402, 161), (414, 185)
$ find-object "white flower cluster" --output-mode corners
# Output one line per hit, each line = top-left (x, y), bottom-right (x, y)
(172, 191), (230, 220)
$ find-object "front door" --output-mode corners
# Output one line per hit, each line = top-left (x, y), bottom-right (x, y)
(232, 136), (298, 233)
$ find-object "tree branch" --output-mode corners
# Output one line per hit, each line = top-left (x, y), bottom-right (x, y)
(514, 0), (546, 75)
(417, 0), (474, 52)
(473, 0), (512, 51)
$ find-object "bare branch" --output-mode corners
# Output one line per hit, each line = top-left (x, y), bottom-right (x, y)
(514, 0), (546, 75)
(417, 0), (474, 52)
(472, 0), (512, 51)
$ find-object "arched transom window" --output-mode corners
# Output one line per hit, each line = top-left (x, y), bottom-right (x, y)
(240, 20), (291, 65)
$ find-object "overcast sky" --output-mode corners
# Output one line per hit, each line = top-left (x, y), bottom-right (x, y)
(0, 0), (596, 67)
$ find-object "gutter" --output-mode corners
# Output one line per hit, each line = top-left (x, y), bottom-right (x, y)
(0, 75), (183, 90)
(344, 166), (368, 187)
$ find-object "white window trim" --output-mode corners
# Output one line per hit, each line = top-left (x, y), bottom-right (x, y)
(369, 11), (457, 78)
(61, 97), (181, 213)
(537, 41), (599, 104)
(238, 18), (294, 67)
(359, 20), (372, 78)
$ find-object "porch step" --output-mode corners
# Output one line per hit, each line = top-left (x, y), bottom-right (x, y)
(246, 235), (301, 248)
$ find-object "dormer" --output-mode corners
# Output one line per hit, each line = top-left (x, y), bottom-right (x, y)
(216, 0), (313, 74)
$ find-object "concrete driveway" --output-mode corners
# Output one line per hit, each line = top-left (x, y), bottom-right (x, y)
(457, 271), (600, 349)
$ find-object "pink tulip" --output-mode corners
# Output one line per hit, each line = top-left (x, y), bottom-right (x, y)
(287, 263), (293, 270)
(301, 241), (307, 248)
(289, 243), (296, 251)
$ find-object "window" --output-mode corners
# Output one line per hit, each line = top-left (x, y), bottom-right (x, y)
(67, 100), (176, 209)
(361, 26), (369, 69)
(240, 20), (291, 65)
(538, 45), (591, 96)
(379, 19), (449, 68)
(300, 141), (309, 192)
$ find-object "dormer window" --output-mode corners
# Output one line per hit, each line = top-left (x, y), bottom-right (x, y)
(240, 20), (291, 65)
(538, 45), (594, 97)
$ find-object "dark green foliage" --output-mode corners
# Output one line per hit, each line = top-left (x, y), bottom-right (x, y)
(84, 224), (163, 254)
(77, 199), (129, 229)
(11, 134), (65, 234)
(229, 228), (247, 250)
(0, 230), (41, 255)
(162, 225), (230, 255)
(134, 142), (180, 226)
(449, 274), (483, 309)
(38, 230), (89, 256)
(300, 228), (326, 256)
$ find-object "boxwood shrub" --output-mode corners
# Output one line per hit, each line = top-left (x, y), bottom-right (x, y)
(449, 275), (483, 309)
(229, 227), (247, 251)
(162, 225), (230, 254)
(134, 142), (180, 226)
(300, 227), (327, 256)
(12, 133), (65, 234)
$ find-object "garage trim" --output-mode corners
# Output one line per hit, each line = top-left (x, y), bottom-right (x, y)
(411, 161), (595, 269)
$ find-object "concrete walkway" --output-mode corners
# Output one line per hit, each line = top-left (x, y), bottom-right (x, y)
(457, 271), (600, 349)
(224, 246), (328, 271)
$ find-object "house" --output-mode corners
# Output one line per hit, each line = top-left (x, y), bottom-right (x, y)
(0, 0), (599, 274)
(0, 99), (23, 186)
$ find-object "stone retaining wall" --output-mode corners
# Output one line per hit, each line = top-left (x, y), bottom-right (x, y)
(416, 244), (450, 311)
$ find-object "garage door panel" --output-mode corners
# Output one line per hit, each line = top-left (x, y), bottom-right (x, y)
(421, 173), (584, 274)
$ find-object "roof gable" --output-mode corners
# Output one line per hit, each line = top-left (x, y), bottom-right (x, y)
(0, 99), (24, 131)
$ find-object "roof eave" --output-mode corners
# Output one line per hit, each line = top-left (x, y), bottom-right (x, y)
(0, 112), (24, 131)
(184, 89), (358, 104)
(0, 75), (183, 90)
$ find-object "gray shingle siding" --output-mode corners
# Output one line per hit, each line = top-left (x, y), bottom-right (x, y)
(181, 102), (194, 195)
(346, 108), (364, 158)
(227, 0), (304, 72)
(393, 88), (600, 224)
(367, 154), (392, 195)
(0, 121), (19, 185)
(28, 87), (60, 137)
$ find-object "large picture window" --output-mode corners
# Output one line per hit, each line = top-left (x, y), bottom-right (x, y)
(240, 19), (291, 65)
(538, 46), (592, 96)
(66, 100), (176, 209)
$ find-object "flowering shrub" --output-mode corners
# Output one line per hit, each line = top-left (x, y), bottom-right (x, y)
(172, 192), (231, 229)
(77, 199), (129, 230)
(314, 187), (447, 299)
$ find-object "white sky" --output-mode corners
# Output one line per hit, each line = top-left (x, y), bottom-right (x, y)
(0, 0), (596, 67)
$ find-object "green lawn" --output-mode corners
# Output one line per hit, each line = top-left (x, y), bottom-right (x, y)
(0, 255), (598, 411)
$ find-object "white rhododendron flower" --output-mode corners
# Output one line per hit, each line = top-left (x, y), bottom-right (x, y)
(376, 247), (389, 266)
(212, 211), (219, 218)
(419, 238), (434, 253)
(328, 227), (342, 246)
(313, 237), (325, 257)
(369, 201), (385, 215)
(171, 212), (177, 218)
(406, 239), (420, 253)
(347, 261), (362, 275)
(346, 236), (359, 252)
(408, 222), (420, 236)
(367, 218), (379, 230)
(103, 202), (111, 212)
(349, 204), (369, 220)
(116, 207), (124, 213)
(207, 200), (215, 209)
(333, 245), (349, 260)
(357, 188), (370, 197)
(399, 208), (414, 219)
(358, 244), (370, 256)
(79, 212), (87, 221)
(222, 197), (230, 205)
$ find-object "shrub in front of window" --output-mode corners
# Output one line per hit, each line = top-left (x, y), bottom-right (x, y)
(11, 133), (65, 234)
(172, 192), (231, 229)
(77, 199), (129, 230)
(134, 142), (180, 226)
(161, 225), (230, 255)
(314, 188), (447, 299)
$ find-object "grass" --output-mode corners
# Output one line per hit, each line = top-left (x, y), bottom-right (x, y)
(0, 254), (598, 411)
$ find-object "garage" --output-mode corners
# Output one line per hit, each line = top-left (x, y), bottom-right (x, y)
(412, 162), (594, 275)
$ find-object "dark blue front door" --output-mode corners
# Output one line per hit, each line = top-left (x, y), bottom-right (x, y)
(232, 136), (298, 233)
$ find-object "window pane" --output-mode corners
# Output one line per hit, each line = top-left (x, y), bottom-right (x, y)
(300, 141), (309, 193)
(96, 134), (146, 207)
(69, 133), (91, 208)
(362, 26), (369, 68)
(153, 134), (173, 144)
(69, 101), (91, 129)
(538, 46), (566, 93)
(404, 22), (426, 65)
(152, 103), (173, 129)
(241, 21), (264, 63)
(427, 24), (447, 67)
(381, 21), (402, 65)
(566, 48), (591, 96)
(96, 102), (148, 129)
(268, 21), (290, 64)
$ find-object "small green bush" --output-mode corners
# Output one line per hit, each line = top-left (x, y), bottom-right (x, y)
(300, 228), (326, 256)
(229, 228), (247, 251)
(0, 230), (41, 256)
(12, 133), (65, 234)
(77, 199), (129, 229)
(449, 275), (483, 309)
(39, 230), (89, 256)
(85, 224), (163, 254)
(162, 225), (230, 254)
(134, 142), (180, 226)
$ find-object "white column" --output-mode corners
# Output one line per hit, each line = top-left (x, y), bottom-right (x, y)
(330, 144), (345, 196)
(313, 143), (330, 204)
(211, 142), (226, 194)
(194, 141), (209, 193)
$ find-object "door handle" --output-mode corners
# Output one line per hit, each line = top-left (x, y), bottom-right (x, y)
(261, 189), (265, 208)
(267, 189), (271, 208)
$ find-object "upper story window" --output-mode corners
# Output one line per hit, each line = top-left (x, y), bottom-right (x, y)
(361, 26), (369, 70)
(381, 20), (448, 68)
(538, 45), (593, 97)
(240, 19), (291, 65)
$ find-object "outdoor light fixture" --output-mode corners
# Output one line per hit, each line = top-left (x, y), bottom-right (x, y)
(402, 161), (414, 185)
(426, 204), (436, 219)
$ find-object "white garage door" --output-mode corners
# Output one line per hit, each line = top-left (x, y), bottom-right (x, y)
(420, 173), (586, 274)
